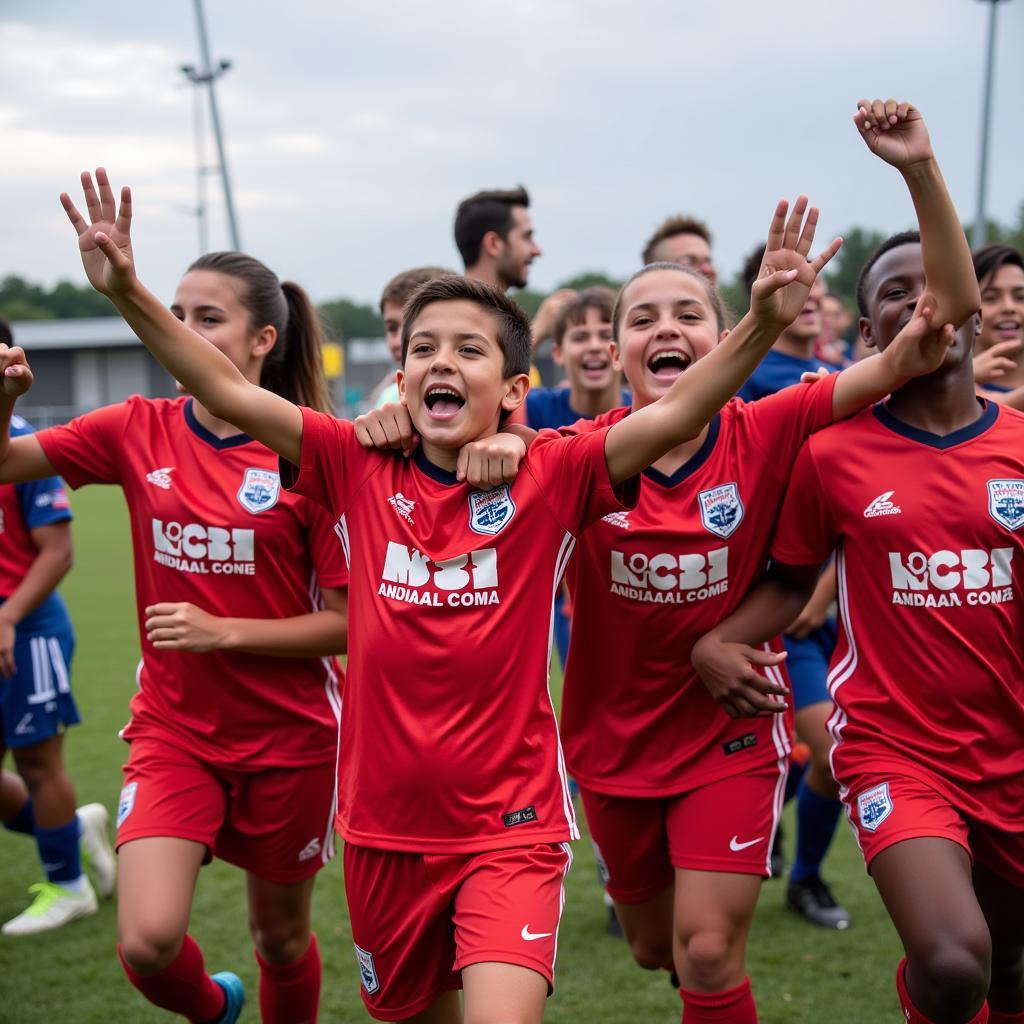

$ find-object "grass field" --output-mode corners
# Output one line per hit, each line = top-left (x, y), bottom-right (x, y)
(0, 485), (905, 1022)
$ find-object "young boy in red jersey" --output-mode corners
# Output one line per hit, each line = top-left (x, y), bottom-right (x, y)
(54, 170), (841, 1023)
(693, 101), (1024, 1024)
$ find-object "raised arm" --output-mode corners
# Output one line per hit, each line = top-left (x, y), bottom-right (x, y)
(855, 99), (980, 329)
(60, 169), (303, 464)
(604, 197), (841, 484)
(0, 346), (62, 484)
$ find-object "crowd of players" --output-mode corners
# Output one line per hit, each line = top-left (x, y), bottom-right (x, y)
(0, 98), (1021, 1024)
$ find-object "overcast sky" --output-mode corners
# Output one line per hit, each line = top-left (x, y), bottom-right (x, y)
(2, 0), (1022, 308)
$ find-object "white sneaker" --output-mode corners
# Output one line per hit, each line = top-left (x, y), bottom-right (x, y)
(2, 880), (98, 936)
(78, 803), (116, 898)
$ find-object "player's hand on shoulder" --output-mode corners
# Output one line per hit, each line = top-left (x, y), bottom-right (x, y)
(0, 344), (34, 400)
(974, 339), (1022, 386)
(798, 367), (831, 385)
(60, 167), (137, 298)
(457, 432), (527, 489)
(690, 634), (789, 719)
(749, 196), (842, 332)
(144, 602), (228, 653)
(854, 99), (933, 170)
(354, 402), (418, 457)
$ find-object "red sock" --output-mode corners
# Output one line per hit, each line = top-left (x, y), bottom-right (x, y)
(679, 977), (757, 1023)
(896, 958), (990, 1024)
(989, 1011), (1024, 1024)
(118, 935), (226, 1023)
(255, 934), (321, 1024)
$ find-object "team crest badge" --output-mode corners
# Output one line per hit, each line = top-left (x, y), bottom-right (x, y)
(987, 479), (1024, 532)
(468, 484), (516, 536)
(117, 782), (138, 828)
(698, 482), (744, 539)
(237, 468), (281, 514)
(354, 944), (380, 995)
(857, 783), (893, 833)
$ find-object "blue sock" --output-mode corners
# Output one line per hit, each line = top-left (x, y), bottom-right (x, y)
(790, 779), (842, 884)
(783, 756), (807, 805)
(3, 797), (36, 836)
(34, 817), (82, 883)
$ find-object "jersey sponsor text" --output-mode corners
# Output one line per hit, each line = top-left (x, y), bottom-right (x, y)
(609, 546), (729, 604)
(151, 519), (256, 575)
(378, 542), (500, 607)
(888, 547), (1014, 607)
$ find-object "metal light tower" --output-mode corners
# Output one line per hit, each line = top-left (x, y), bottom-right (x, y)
(180, 0), (241, 252)
(973, 0), (1011, 248)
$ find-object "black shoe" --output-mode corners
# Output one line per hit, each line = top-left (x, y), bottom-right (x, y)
(606, 903), (624, 939)
(769, 825), (785, 878)
(786, 874), (852, 930)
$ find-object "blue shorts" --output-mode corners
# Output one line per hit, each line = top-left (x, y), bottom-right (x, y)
(782, 619), (837, 711)
(0, 626), (78, 749)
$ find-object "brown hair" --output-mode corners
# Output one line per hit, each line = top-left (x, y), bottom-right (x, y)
(379, 266), (453, 315)
(553, 286), (616, 346)
(973, 243), (1024, 290)
(612, 262), (729, 342)
(188, 251), (333, 414)
(454, 187), (530, 268)
(641, 215), (712, 266)
(400, 275), (532, 377)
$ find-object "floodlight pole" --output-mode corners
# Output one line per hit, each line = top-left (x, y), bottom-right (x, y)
(190, 0), (241, 251)
(973, 0), (1010, 248)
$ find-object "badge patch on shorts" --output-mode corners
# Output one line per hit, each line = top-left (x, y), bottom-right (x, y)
(857, 782), (893, 832)
(468, 485), (516, 536)
(117, 782), (138, 828)
(354, 944), (380, 995)
(237, 468), (281, 514)
(988, 479), (1024, 532)
(698, 482), (744, 539)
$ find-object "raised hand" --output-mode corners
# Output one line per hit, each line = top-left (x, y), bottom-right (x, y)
(854, 99), (933, 170)
(749, 197), (842, 331)
(60, 168), (136, 297)
(0, 344), (34, 401)
(974, 339), (1022, 385)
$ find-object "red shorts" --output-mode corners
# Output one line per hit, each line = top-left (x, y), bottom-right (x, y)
(343, 842), (573, 1022)
(116, 735), (337, 884)
(844, 769), (1024, 888)
(579, 760), (787, 903)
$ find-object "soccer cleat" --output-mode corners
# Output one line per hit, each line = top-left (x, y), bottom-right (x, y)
(2, 879), (98, 936)
(211, 971), (245, 1024)
(78, 803), (117, 898)
(606, 903), (624, 939)
(786, 874), (852, 930)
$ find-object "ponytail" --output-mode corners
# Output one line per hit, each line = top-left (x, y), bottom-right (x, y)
(187, 251), (334, 414)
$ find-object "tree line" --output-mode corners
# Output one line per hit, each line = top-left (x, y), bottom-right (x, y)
(4, 207), (1021, 341)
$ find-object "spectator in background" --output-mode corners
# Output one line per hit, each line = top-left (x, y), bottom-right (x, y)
(971, 244), (1024, 396)
(818, 293), (854, 365)
(368, 266), (452, 410)
(641, 215), (717, 284)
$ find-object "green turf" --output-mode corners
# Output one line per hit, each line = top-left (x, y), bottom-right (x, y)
(0, 485), (904, 1021)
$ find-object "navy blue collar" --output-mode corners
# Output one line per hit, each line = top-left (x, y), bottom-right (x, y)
(184, 399), (253, 450)
(413, 446), (460, 486)
(643, 414), (721, 488)
(873, 398), (997, 450)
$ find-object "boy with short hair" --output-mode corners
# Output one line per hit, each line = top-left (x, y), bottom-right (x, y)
(56, 170), (838, 1021)
(641, 215), (716, 283)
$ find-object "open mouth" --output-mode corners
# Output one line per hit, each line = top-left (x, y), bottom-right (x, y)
(647, 348), (690, 383)
(581, 356), (610, 377)
(423, 384), (465, 420)
(994, 319), (1023, 340)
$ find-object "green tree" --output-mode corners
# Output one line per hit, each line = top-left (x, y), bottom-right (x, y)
(318, 299), (384, 341)
(557, 271), (623, 292)
(824, 226), (886, 313)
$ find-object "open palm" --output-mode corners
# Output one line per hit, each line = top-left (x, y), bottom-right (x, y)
(750, 196), (841, 329)
(60, 168), (136, 297)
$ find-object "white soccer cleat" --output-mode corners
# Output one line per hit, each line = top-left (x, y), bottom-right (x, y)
(78, 803), (117, 898)
(1, 880), (98, 936)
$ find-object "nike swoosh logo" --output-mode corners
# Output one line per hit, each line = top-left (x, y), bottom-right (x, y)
(521, 925), (553, 941)
(729, 836), (764, 852)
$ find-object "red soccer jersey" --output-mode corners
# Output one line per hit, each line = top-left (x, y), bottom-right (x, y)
(560, 374), (838, 797)
(284, 407), (635, 853)
(770, 400), (1024, 829)
(37, 397), (347, 768)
